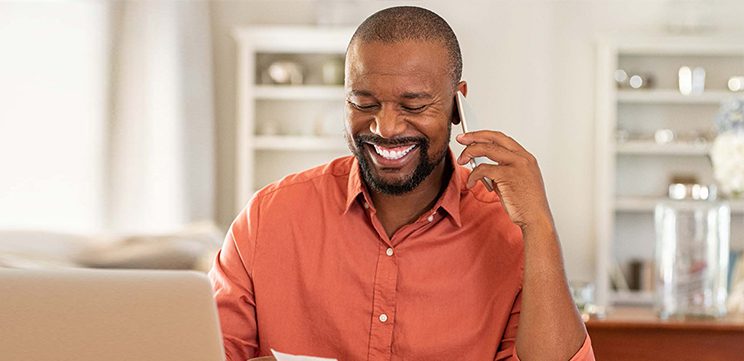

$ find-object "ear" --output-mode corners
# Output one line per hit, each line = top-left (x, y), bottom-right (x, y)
(451, 81), (468, 125)
(457, 81), (468, 97)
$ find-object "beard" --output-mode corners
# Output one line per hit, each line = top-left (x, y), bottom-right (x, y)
(347, 125), (450, 195)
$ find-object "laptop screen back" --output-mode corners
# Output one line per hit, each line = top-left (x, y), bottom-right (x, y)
(0, 268), (225, 361)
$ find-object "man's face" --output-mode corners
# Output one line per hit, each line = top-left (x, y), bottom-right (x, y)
(344, 40), (457, 195)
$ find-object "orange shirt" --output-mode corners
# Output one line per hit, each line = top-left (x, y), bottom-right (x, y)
(209, 155), (594, 361)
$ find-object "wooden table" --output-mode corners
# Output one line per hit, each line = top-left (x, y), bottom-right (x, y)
(586, 307), (744, 361)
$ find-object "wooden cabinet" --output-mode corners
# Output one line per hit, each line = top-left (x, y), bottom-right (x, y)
(586, 308), (744, 360)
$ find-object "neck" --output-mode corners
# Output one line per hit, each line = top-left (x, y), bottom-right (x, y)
(369, 155), (452, 238)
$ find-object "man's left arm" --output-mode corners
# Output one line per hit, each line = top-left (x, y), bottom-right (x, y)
(456, 131), (595, 361)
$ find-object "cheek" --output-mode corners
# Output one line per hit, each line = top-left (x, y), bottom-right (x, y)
(416, 114), (451, 145)
(345, 109), (371, 134)
(344, 115), (360, 136)
(427, 126), (450, 151)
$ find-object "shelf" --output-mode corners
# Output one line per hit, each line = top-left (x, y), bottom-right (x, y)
(615, 141), (711, 155)
(595, 36), (744, 309)
(613, 36), (744, 55)
(253, 135), (348, 151)
(611, 290), (655, 306)
(617, 90), (736, 104)
(615, 197), (662, 212)
(615, 196), (744, 213)
(233, 26), (354, 53)
(253, 85), (345, 100)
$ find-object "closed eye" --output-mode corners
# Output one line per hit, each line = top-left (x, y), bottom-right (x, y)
(402, 105), (427, 113)
(348, 101), (379, 111)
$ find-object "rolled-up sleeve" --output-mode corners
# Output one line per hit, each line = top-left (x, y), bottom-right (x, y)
(496, 290), (596, 361)
(558, 336), (595, 361)
(495, 290), (521, 360)
(511, 336), (595, 361)
(208, 197), (261, 361)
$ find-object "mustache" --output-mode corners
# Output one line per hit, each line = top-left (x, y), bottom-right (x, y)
(354, 134), (427, 147)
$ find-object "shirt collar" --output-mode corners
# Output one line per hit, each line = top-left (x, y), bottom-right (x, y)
(344, 150), (464, 228)
(344, 158), (367, 212)
(437, 150), (465, 228)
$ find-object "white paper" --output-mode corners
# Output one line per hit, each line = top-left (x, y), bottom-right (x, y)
(271, 349), (338, 361)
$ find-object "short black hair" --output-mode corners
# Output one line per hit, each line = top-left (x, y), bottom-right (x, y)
(348, 6), (462, 85)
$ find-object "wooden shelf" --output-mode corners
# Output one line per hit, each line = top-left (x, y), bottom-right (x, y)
(615, 141), (711, 155)
(587, 306), (744, 361)
(617, 89), (735, 104)
(253, 85), (345, 100)
(253, 135), (347, 151)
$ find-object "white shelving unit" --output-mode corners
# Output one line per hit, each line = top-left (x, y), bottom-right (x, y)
(594, 35), (744, 307)
(234, 26), (355, 210)
(615, 141), (710, 155)
(253, 85), (345, 100)
(253, 135), (348, 151)
(616, 89), (732, 104)
(615, 196), (744, 213)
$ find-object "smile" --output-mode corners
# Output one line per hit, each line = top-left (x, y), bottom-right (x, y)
(371, 144), (417, 160)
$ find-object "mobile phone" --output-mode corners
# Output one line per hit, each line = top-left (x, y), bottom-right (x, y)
(455, 91), (495, 192)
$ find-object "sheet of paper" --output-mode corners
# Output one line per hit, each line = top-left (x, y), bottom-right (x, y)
(271, 349), (337, 361)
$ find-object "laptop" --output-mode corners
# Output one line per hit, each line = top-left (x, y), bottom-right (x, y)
(0, 268), (225, 361)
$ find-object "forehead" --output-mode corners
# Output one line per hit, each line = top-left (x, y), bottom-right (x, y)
(345, 40), (451, 93)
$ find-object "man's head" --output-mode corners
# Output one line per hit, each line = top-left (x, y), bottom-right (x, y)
(349, 6), (463, 86)
(344, 6), (466, 195)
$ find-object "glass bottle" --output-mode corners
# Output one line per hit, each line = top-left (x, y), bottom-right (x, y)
(655, 184), (730, 319)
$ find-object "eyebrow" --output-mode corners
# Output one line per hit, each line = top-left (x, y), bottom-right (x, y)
(347, 90), (375, 98)
(401, 92), (433, 100)
(347, 90), (433, 100)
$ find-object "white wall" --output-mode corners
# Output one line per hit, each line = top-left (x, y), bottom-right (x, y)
(0, 1), (110, 233)
(107, 1), (215, 233)
(211, 0), (744, 281)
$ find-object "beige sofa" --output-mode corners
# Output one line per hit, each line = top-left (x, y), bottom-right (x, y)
(0, 222), (222, 272)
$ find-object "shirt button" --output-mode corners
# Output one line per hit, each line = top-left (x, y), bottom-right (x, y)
(385, 247), (394, 256)
(379, 313), (388, 323)
(427, 214), (434, 222)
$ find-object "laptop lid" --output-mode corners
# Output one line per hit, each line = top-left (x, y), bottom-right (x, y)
(0, 268), (225, 361)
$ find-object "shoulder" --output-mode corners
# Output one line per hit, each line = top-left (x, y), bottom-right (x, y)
(250, 155), (354, 210)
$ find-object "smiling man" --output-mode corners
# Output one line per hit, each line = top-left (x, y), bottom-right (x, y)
(210, 6), (595, 361)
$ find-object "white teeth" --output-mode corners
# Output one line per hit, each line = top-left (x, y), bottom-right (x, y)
(372, 144), (416, 160)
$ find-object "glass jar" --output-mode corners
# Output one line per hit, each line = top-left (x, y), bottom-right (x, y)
(655, 184), (730, 319)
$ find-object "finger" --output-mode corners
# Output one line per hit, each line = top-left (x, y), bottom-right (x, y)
(456, 130), (527, 153)
(466, 163), (507, 189)
(457, 142), (525, 166)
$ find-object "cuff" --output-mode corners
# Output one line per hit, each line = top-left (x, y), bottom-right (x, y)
(514, 335), (594, 361)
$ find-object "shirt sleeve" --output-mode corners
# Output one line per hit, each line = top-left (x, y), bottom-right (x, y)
(494, 290), (521, 361)
(495, 290), (596, 361)
(208, 198), (261, 361)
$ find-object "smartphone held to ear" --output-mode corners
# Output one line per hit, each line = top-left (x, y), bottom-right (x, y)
(455, 91), (495, 192)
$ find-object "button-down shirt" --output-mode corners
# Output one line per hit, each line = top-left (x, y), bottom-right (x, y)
(209, 155), (594, 361)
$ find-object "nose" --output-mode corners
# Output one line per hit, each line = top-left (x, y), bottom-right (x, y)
(370, 103), (406, 139)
